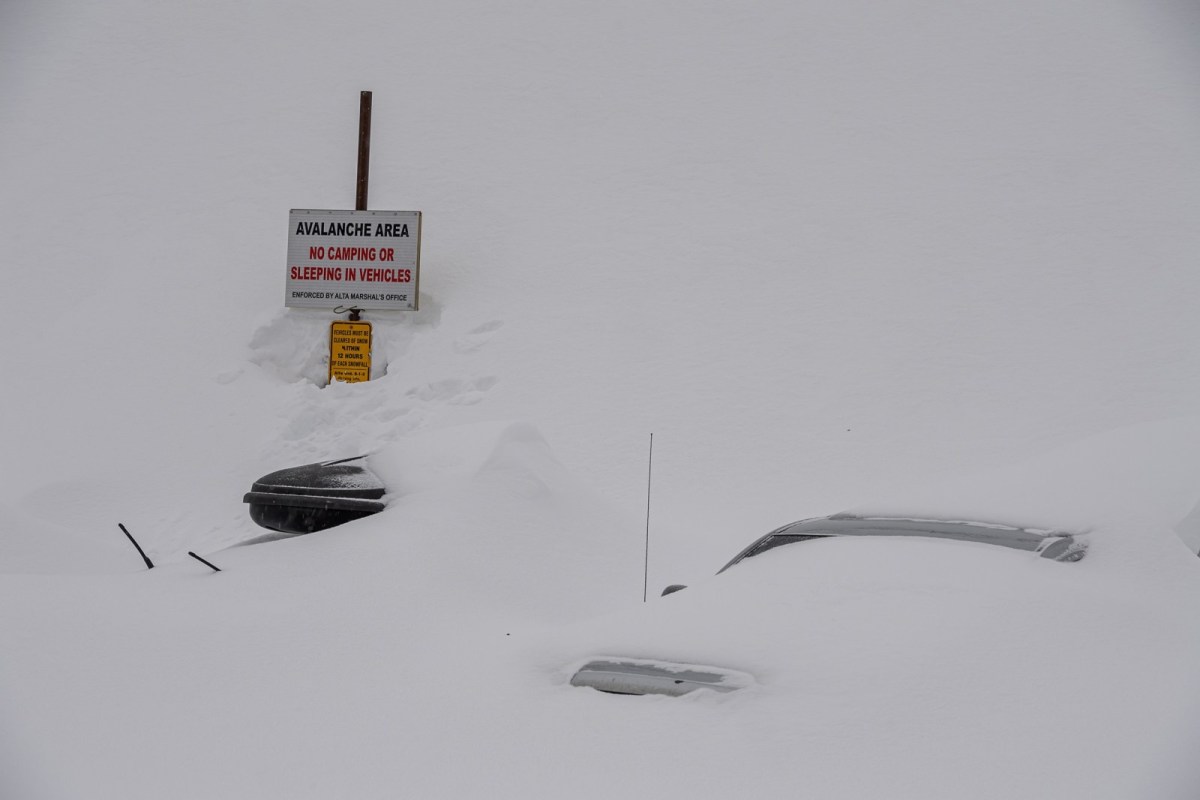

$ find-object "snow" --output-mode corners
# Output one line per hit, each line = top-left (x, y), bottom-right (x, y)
(539, 534), (1200, 798)
(4, 0), (1200, 796)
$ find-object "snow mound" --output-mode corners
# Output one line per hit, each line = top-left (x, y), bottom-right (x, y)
(0, 500), (142, 575)
(364, 420), (643, 622)
(850, 416), (1200, 558)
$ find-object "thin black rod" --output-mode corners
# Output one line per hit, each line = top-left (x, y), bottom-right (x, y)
(643, 433), (654, 602)
(188, 552), (222, 573)
(118, 523), (154, 570)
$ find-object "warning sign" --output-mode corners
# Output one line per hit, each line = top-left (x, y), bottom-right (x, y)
(287, 209), (422, 311)
(329, 321), (373, 383)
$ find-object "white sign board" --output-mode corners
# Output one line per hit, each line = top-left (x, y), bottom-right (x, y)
(285, 209), (421, 310)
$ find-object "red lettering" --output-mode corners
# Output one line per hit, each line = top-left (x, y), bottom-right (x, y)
(292, 266), (343, 280)
(356, 268), (412, 283)
(327, 247), (379, 261)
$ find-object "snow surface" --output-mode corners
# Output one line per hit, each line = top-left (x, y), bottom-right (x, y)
(4, 0), (1200, 797)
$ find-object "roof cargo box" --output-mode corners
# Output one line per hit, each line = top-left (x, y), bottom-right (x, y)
(243, 456), (386, 534)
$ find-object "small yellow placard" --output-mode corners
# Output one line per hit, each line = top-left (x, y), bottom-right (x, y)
(329, 321), (372, 383)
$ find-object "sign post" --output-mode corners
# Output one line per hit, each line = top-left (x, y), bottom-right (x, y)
(356, 91), (372, 211)
(284, 92), (421, 385)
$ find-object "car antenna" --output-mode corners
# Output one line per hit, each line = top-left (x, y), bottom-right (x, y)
(643, 433), (654, 603)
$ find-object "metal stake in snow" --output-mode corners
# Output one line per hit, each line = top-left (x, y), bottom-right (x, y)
(643, 433), (654, 603)
(117, 523), (155, 570)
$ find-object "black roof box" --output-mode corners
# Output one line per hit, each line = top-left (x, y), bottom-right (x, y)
(243, 456), (386, 534)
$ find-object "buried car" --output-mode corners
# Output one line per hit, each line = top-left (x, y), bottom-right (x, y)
(552, 505), (1200, 798)
(569, 514), (1088, 697)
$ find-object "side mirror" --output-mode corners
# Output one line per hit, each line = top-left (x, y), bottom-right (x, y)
(661, 584), (688, 597)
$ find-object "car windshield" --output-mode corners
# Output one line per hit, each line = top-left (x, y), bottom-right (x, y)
(718, 515), (1084, 572)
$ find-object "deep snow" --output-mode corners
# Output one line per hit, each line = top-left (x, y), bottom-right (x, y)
(4, 0), (1200, 797)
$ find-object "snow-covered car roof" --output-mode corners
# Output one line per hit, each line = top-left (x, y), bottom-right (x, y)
(717, 514), (1087, 573)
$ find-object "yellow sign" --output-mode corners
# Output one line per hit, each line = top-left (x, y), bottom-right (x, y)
(329, 321), (373, 383)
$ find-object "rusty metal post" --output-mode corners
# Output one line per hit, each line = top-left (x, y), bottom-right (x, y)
(356, 91), (372, 211)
